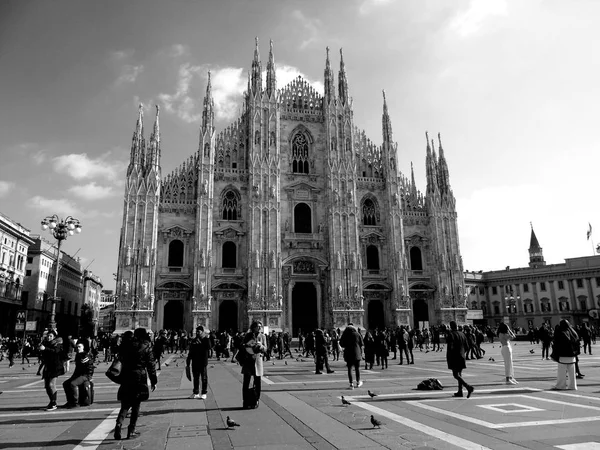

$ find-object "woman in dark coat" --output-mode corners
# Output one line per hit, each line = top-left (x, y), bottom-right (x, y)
(39, 329), (67, 411)
(552, 319), (579, 390)
(445, 321), (474, 398)
(340, 323), (363, 389)
(363, 330), (375, 370)
(241, 321), (266, 409)
(114, 328), (157, 440)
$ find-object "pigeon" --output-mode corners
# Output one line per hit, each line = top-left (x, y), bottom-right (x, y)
(368, 390), (377, 399)
(301, 359), (306, 362)
(272, 361), (276, 365)
(285, 360), (288, 365)
(210, 365), (215, 368)
(341, 396), (351, 406)
(176, 363), (179, 367)
(530, 349), (535, 354)
(226, 416), (240, 428)
(490, 357), (495, 362)
(165, 363), (169, 367)
(296, 358), (300, 362)
(370, 415), (383, 428)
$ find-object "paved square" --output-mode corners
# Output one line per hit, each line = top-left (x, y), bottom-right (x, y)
(478, 403), (544, 413)
(407, 394), (600, 429)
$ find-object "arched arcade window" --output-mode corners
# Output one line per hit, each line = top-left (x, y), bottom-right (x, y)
(168, 240), (184, 267)
(294, 203), (312, 233)
(366, 245), (380, 270)
(222, 241), (236, 268)
(409, 247), (423, 271)
(291, 132), (309, 174)
(362, 198), (377, 225)
(222, 190), (239, 220)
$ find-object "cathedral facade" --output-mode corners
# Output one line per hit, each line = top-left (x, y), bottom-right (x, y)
(114, 40), (467, 334)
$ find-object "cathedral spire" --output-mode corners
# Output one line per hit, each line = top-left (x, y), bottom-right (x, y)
(382, 90), (393, 144)
(324, 46), (335, 104)
(266, 39), (276, 98)
(425, 131), (438, 195)
(528, 223), (546, 267)
(410, 161), (418, 198)
(338, 48), (349, 105)
(128, 104), (145, 175)
(437, 132), (451, 195)
(201, 71), (214, 135)
(251, 36), (262, 95)
(147, 104), (160, 170)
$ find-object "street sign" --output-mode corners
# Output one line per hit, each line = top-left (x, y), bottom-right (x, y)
(15, 310), (26, 331)
(25, 321), (37, 331)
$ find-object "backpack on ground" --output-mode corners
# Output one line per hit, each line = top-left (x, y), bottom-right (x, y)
(417, 378), (444, 390)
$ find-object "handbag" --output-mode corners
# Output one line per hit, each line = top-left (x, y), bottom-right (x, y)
(137, 383), (150, 402)
(105, 358), (122, 384)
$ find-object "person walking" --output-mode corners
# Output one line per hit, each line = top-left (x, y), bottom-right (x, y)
(497, 323), (518, 385)
(340, 322), (364, 389)
(314, 328), (335, 374)
(396, 326), (409, 364)
(39, 329), (67, 411)
(7, 338), (18, 368)
(580, 323), (592, 355)
(186, 325), (211, 399)
(62, 340), (94, 408)
(114, 328), (157, 440)
(446, 321), (474, 398)
(539, 323), (553, 360)
(363, 330), (375, 370)
(551, 319), (580, 390)
(241, 321), (266, 409)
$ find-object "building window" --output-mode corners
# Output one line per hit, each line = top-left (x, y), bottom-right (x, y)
(27, 256), (32, 264)
(479, 287), (485, 295)
(471, 301), (478, 309)
(523, 284), (529, 292)
(493, 303), (500, 315)
(576, 279), (584, 289)
(362, 198), (378, 225)
(558, 280), (564, 290)
(559, 301), (570, 311)
(492, 286), (497, 295)
(524, 303), (534, 313)
(366, 245), (380, 270)
(481, 302), (488, 314)
(580, 298), (587, 310)
(470, 287), (476, 295)
(222, 190), (239, 220)
(26, 269), (31, 276)
(294, 203), (312, 233)
(222, 241), (236, 268)
(596, 277), (600, 287)
(540, 282), (546, 291)
(291, 132), (310, 174)
(168, 240), (184, 267)
(409, 247), (423, 271)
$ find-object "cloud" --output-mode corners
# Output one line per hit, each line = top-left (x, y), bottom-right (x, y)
(52, 152), (123, 182)
(449, 0), (508, 37)
(291, 10), (322, 50)
(158, 63), (204, 123)
(110, 49), (134, 61)
(169, 44), (188, 58)
(0, 181), (15, 198)
(68, 182), (117, 200)
(28, 195), (82, 217)
(116, 64), (144, 85)
(358, 0), (394, 15)
(210, 67), (246, 121)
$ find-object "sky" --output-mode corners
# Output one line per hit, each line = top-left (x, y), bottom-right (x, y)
(1, 0), (600, 291)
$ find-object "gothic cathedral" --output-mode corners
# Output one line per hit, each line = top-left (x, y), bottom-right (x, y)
(114, 39), (467, 335)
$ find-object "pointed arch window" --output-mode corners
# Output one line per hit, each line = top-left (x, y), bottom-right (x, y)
(294, 203), (312, 233)
(409, 247), (423, 271)
(292, 132), (310, 174)
(362, 198), (378, 225)
(168, 240), (184, 267)
(366, 245), (380, 270)
(222, 241), (237, 268)
(222, 190), (239, 220)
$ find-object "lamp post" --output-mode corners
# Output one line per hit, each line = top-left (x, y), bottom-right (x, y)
(41, 215), (82, 332)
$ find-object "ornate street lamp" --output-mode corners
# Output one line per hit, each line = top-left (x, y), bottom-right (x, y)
(41, 214), (82, 331)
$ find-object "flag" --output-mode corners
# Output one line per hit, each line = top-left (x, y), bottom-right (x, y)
(587, 223), (593, 240)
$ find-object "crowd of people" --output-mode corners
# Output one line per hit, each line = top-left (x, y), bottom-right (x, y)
(0, 319), (596, 440)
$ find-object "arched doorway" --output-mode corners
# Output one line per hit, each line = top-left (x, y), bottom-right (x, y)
(292, 282), (317, 337)
(367, 300), (384, 331)
(164, 300), (184, 331)
(219, 300), (238, 333)
(413, 299), (429, 329)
